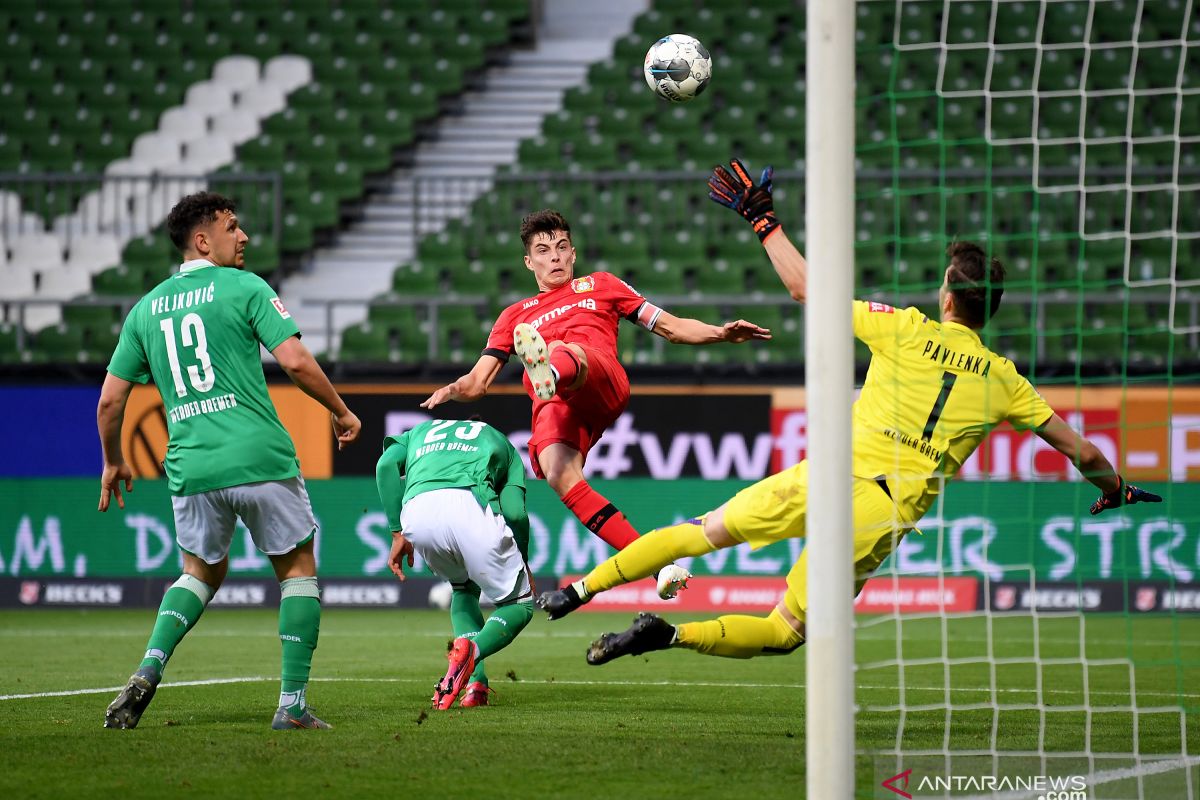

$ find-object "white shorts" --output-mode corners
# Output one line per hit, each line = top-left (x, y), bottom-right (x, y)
(400, 488), (531, 605)
(171, 476), (318, 565)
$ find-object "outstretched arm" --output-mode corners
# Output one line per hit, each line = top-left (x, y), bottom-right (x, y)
(763, 228), (808, 303)
(1037, 414), (1120, 493)
(1037, 413), (1161, 514)
(651, 311), (771, 345)
(420, 355), (504, 409)
(708, 158), (808, 302)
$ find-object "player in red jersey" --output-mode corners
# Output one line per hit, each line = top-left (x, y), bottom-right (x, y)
(421, 209), (770, 598)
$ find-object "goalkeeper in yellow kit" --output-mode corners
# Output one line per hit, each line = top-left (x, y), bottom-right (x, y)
(537, 159), (1162, 664)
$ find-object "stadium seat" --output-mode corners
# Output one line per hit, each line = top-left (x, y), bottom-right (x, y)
(339, 321), (397, 362)
(184, 81), (235, 116)
(993, 1), (1040, 45)
(211, 109), (262, 146)
(0, 321), (25, 364)
(10, 233), (63, 273)
(391, 262), (441, 296)
(158, 107), (209, 141)
(0, 266), (37, 302)
(30, 322), (85, 363)
(63, 235), (122, 274)
(366, 303), (424, 352)
(628, 260), (685, 297)
(231, 76), (289, 120)
(182, 137), (235, 172)
(212, 55), (260, 91)
(1091, 1), (1140, 44)
(693, 259), (747, 296)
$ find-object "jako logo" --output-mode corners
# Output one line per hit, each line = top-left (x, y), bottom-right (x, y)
(882, 768), (913, 799)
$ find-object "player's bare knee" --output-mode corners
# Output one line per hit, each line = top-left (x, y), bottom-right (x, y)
(269, 537), (317, 581)
(183, 552), (228, 588)
(539, 449), (584, 496)
(771, 604), (805, 651)
(703, 505), (739, 549)
(544, 465), (580, 496)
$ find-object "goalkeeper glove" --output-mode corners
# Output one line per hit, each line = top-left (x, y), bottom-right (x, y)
(708, 158), (781, 242)
(1089, 477), (1163, 515)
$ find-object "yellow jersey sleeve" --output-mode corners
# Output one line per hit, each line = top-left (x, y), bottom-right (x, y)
(1006, 371), (1055, 430)
(852, 300), (927, 351)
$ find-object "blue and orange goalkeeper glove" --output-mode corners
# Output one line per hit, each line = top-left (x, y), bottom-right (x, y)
(1089, 477), (1162, 515)
(707, 158), (781, 242)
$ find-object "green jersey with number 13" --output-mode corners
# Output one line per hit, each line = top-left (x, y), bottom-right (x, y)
(107, 259), (301, 495)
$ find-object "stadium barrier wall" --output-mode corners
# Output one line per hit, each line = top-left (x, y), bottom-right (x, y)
(1, 478), (1194, 583)
(6, 384), (1200, 482)
(5, 573), (1197, 613)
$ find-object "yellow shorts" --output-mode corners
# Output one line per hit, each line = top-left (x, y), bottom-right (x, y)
(721, 461), (912, 622)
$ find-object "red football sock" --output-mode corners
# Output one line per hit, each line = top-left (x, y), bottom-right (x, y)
(560, 480), (640, 550)
(550, 346), (581, 390)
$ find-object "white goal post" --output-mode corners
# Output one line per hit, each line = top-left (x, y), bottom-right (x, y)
(805, 0), (858, 798)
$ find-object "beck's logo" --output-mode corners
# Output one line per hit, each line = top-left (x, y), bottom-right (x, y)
(882, 768), (913, 798)
(19, 581), (40, 605)
(1136, 587), (1157, 611)
(869, 302), (895, 314)
(571, 276), (595, 293)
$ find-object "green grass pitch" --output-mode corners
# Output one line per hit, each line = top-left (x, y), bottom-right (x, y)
(1, 610), (1197, 798)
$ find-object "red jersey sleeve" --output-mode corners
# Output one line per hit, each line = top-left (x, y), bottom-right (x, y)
(597, 272), (649, 318)
(483, 304), (516, 361)
(597, 271), (667, 331)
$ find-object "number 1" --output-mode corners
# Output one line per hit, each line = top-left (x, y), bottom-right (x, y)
(922, 371), (957, 442)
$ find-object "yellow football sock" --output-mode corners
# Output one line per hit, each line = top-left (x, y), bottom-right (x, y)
(675, 608), (804, 659)
(583, 519), (715, 594)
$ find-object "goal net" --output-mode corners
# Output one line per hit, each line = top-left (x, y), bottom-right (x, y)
(853, 1), (1200, 797)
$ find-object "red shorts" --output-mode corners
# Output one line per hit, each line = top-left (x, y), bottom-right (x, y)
(526, 346), (630, 478)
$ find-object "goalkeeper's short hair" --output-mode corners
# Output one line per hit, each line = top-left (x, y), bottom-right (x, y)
(946, 241), (1005, 328)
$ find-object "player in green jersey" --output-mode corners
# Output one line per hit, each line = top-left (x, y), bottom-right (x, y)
(376, 418), (534, 709)
(98, 192), (361, 730)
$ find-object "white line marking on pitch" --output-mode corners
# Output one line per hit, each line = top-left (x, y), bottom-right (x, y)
(5, 676), (1200, 703)
(0, 676), (800, 701)
(0, 677), (273, 700)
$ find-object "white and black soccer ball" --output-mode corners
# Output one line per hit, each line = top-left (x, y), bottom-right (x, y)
(427, 581), (453, 610)
(643, 33), (712, 103)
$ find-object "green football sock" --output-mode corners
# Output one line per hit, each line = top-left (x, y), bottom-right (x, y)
(138, 574), (214, 675)
(450, 583), (488, 685)
(472, 601), (534, 661)
(278, 577), (321, 715)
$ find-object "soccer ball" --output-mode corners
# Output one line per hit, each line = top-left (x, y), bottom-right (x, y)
(427, 581), (453, 610)
(643, 33), (712, 102)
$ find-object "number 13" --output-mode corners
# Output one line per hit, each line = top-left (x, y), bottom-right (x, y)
(160, 313), (216, 398)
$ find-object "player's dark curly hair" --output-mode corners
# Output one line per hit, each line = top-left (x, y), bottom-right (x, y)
(946, 241), (1004, 328)
(166, 191), (237, 252)
(520, 209), (572, 253)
